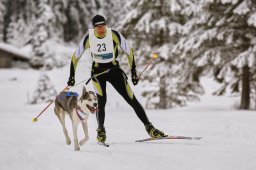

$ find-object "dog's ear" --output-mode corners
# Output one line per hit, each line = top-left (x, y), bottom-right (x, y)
(89, 91), (97, 98)
(82, 86), (87, 95)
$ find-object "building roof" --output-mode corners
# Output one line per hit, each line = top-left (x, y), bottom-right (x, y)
(0, 42), (29, 61)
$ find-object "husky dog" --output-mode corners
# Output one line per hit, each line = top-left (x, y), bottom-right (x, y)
(54, 87), (97, 151)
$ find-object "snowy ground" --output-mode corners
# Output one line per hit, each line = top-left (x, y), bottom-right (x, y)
(1, 62), (256, 170)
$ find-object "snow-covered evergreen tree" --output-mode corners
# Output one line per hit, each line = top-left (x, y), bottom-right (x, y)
(30, 0), (55, 69)
(6, 14), (28, 47)
(63, 0), (122, 42)
(64, 0), (84, 42)
(93, 0), (122, 28)
(2, 0), (12, 42)
(63, 0), (99, 42)
(120, 0), (202, 109)
(1, 0), (30, 46)
(50, 0), (67, 40)
(0, 0), (7, 41)
(30, 74), (57, 104)
(173, 0), (256, 110)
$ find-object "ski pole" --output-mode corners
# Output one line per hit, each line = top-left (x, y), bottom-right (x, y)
(85, 66), (119, 85)
(32, 85), (69, 123)
(85, 70), (109, 85)
(67, 70), (110, 86)
(138, 53), (158, 79)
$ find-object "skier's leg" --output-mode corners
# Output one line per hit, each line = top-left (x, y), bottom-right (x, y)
(108, 68), (166, 138)
(92, 76), (107, 129)
(108, 68), (150, 125)
(92, 74), (107, 142)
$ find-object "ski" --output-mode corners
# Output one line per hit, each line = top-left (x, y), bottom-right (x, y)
(97, 141), (110, 147)
(135, 135), (202, 142)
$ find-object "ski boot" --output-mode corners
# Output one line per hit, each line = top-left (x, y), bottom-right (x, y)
(97, 127), (106, 143)
(145, 123), (167, 138)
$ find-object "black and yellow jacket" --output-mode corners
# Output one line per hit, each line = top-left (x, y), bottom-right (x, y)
(69, 29), (136, 78)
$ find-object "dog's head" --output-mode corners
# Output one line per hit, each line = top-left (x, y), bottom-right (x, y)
(79, 87), (97, 114)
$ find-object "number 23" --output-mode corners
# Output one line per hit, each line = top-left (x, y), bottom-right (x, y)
(97, 43), (106, 52)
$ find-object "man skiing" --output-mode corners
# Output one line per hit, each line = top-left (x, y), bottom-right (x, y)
(67, 15), (166, 144)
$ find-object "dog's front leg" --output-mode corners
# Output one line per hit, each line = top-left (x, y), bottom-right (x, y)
(72, 121), (80, 151)
(79, 121), (89, 146)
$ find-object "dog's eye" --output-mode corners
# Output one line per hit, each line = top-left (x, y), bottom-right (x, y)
(88, 99), (92, 101)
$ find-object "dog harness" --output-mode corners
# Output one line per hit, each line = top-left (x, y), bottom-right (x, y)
(76, 106), (88, 120)
(66, 91), (79, 97)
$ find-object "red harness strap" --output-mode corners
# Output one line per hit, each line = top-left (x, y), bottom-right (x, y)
(76, 106), (86, 120)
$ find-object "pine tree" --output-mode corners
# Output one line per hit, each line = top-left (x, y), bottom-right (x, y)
(51, 0), (67, 40)
(2, 0), (29, 45)
(6, 14), (28, 47)
(64, 0), (83, 42)
(30, 74), (57, 104)
(120, 0), (200, 109)
(93, 0), (122, 28)
(30, 0), (55, 69)
(64, 0), (98, 42)
(2, 0), (12, 42)
(173, 0), (256, 110)
(63, 0), (123, 42)
(0, 0), (7, 41)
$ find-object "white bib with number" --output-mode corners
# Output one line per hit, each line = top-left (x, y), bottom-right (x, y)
(89, 27), (114, 63)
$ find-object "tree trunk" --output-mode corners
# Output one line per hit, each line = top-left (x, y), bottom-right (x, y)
(159, 75), (167, 109)
(240, 65), (250, 110)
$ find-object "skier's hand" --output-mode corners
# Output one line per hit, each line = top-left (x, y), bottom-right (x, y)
(67, 76), (75, 86)
(131, 71), (139, 86)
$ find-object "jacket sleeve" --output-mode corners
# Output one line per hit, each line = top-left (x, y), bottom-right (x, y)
(69, 34), (89, 78)
(112, 30), (136, 72)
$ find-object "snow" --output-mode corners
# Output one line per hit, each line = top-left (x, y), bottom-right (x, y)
(248, 49), (256, 67)
(0, 42), (30, 59)
(1, 58), (256, 170)
(221, 0), (238, 4)
(233, 0), (250, 15)
(231, 48), (256, 68)
(194, 54), (208, 66)
(170, 0), (181, 12)
(248, 12), (256, 28)
(135, 13), (152, 33)
(168, 22), (183, 36)
(153, 18), (167, 30)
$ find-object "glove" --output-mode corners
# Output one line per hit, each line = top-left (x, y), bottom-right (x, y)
(67, 76), (75, 86)
(131, 71), (139, 86)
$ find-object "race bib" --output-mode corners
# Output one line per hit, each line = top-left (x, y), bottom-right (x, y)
(89, 27), (114, 63)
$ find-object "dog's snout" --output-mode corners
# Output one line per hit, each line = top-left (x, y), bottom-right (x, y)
(93, 103), (97, 107)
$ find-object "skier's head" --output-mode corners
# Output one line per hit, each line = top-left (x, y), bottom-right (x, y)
(92, 15), (106, 27)
(92, 15), (107, 38)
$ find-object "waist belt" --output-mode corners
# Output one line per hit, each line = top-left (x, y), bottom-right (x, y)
(92, 61), (119, 69)
(86, 65), (120, 85)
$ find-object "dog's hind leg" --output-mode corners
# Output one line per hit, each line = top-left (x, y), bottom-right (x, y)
(79, 122), (89, 146)
(55, 107), (71, 145)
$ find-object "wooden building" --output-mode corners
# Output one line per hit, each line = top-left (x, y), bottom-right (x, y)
(0, 43), (29, 68)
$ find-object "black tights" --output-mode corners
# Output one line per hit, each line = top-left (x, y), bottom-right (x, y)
(92, 66), (150, 129)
